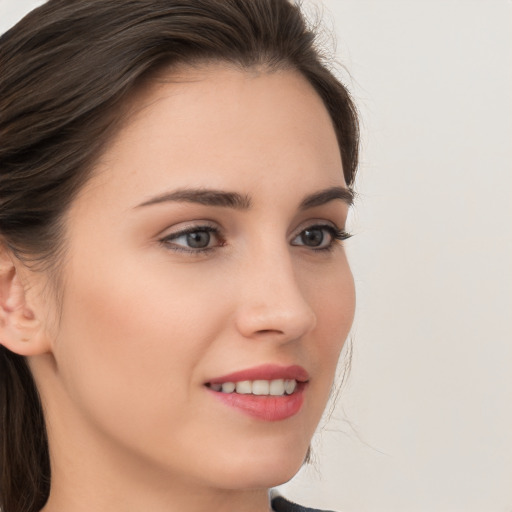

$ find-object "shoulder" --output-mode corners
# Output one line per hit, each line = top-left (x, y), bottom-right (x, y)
(271, 495), (337, 512)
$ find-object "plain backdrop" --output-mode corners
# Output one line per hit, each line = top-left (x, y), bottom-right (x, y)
(1, 1), (511, 511)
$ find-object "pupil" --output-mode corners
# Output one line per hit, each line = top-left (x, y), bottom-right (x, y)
(302, 228), (323, 247)
(186, 231), (210, 248)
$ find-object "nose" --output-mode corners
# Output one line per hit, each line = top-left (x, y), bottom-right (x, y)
(234, 247), (317, 342)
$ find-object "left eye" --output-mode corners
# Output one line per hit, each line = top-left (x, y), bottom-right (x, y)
(160, 226), (220, 252)
(291, 225), (339, 249)
(177, 230), (211, 248)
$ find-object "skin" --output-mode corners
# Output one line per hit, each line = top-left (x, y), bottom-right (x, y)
(15, 65), (355, 512)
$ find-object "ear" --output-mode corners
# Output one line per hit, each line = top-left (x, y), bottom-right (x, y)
(0, 246), (51, 356)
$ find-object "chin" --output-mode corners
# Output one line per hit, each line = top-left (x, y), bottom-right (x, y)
(219, 466), (303, 491)
(211, 442), (309, 490)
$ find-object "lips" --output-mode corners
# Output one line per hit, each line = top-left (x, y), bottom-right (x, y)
(205, 364), (309, 421)
(207, 364), (309, 384)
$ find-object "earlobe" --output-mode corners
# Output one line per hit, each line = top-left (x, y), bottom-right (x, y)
(0, 247), (50, 356)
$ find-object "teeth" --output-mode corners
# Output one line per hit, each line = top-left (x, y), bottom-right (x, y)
(252, 380), (270, 395)
(269, 379), (285, 396)
(221, 382), (235, 393)
(284, 379), (297, 394)
(210, 379), (299, 396)
(235, 381), (252, 394)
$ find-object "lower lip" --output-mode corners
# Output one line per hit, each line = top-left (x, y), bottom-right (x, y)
(207, 383), (306, 421)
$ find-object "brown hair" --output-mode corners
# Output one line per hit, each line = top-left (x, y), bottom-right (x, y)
(0, 1), (358, 510)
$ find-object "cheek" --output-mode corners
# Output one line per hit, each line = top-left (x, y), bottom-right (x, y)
(306, 258), (355, 394)
(53, 255), (229, 435)
(312, 255), (355, 343)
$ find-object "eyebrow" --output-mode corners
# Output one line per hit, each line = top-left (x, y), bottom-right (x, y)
(136, 188), (252, 209)
(299, 186), (354, 209)
(136, 185), (353, 210)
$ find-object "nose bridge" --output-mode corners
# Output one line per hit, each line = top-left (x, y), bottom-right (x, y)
(234, 241), (317, 341)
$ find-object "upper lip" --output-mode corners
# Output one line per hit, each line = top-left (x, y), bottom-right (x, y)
(206, 364), (309, 384)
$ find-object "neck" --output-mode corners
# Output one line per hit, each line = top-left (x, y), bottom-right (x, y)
(43, 445), (272, 512)
(41, 412), (272, 512)
(43, 484), (271, 512)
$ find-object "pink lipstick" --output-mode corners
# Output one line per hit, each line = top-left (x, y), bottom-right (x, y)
(205, 364), (309, 421)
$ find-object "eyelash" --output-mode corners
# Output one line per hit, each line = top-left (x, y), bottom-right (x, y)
(159, 225), (222, 254)
(293, 224), (352, 252)
(159, 223), (352, 255)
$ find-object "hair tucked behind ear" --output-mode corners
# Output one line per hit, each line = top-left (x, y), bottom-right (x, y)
(0, 1), (359, 509)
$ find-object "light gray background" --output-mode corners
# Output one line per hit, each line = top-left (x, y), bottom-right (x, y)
(1, 1), (511, 511)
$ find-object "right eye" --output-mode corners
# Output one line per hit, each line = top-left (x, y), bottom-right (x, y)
(159, 226), (223, 253)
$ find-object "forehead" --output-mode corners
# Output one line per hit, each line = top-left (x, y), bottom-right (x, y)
(81, 64), (345, 209)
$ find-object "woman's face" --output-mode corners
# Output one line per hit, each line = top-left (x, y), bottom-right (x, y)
(34, 65), (355, 493)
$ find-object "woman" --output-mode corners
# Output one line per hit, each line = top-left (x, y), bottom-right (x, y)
(0, 1), (359, 511)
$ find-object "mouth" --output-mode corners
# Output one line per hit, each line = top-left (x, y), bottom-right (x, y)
(204, 364), (308, 421)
